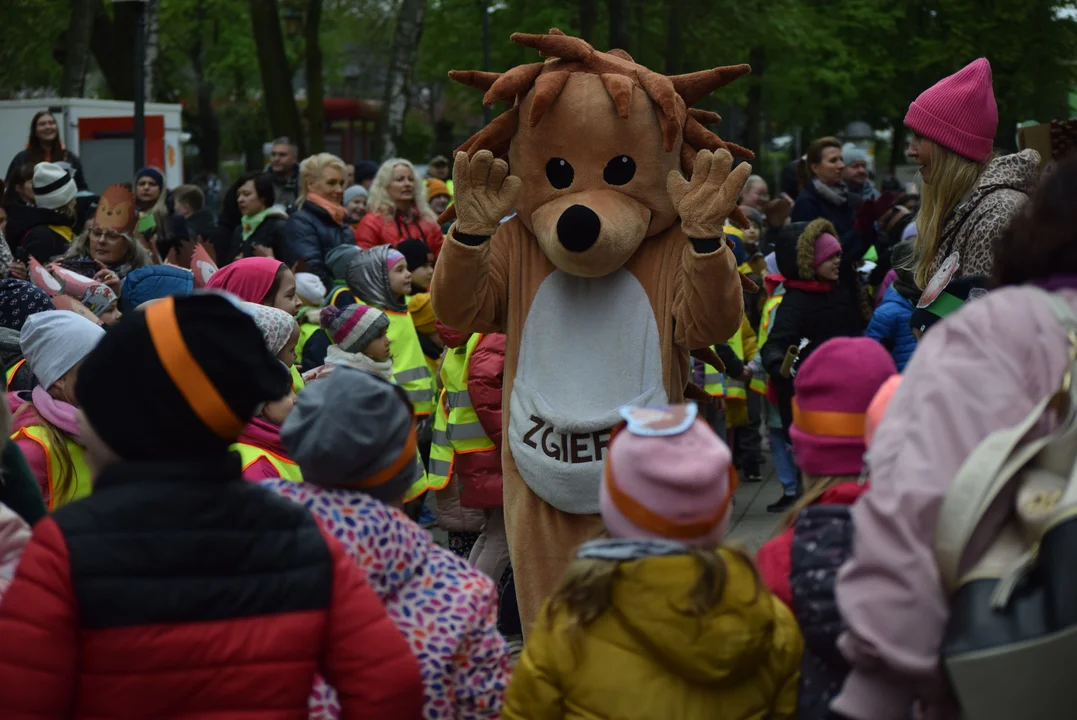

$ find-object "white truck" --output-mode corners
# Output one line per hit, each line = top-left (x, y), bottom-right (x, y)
(0, 98), (184, 192)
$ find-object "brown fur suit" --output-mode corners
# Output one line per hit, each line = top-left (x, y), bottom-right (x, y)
(431, 30), (752, 631)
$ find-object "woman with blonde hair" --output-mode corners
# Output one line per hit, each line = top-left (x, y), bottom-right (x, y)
(283, 152), (351, 286)
(905, 58), (1038, 287)
(355, 158), (444, 257)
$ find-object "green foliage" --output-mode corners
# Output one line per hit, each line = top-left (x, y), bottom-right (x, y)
(0, 0), (67, 98)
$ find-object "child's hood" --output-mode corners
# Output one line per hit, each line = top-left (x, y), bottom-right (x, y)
(344, 245), (406, 313)
(609, 549), (785, 685)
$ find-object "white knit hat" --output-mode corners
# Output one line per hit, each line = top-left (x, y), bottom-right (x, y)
(32, 163), (77, 210)
(20, 310), (105, 389)
(294, 272), (326, 307)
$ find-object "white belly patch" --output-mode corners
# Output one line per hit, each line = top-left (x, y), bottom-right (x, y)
(509, 268), (667, 514)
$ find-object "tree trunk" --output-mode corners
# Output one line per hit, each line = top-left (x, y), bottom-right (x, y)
(305, 0), (325, 154)
(379, 0), (428, 160)
(664, 0), (685, 75)
(89, 0), (137, 99)
(578, 0), (596, 43)
(248, 0), (304, 155)
(60, 0), (94, 97)
(189, 13), (221, 174)
(608, 0), (630, 52)
(144, 0), (160, 100)
(742, 45), (766, 158)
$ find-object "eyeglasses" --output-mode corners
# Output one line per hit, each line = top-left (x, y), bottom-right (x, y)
(90, 228), (126, 241)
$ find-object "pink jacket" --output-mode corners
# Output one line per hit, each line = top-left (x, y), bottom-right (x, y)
(259, 480), (511, 719)
(833, 286), (1077, 720)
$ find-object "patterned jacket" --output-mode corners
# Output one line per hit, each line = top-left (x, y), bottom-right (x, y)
(261, 480), (512, 719)
(928, 149), (1039, 281)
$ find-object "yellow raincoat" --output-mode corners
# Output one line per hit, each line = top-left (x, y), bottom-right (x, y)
(504, 549), (802, 720)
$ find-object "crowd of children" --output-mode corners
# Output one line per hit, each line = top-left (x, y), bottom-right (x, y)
(0, 55), (1073, 720)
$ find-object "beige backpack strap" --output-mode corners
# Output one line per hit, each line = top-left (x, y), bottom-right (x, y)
(934, 290), (1077, 595)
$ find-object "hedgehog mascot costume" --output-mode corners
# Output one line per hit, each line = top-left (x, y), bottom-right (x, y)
(431, 29), (753, 630)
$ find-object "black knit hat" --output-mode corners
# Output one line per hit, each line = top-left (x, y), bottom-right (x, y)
(395, 238), (433, 272)
(910, 275), (990, 336)
(76, 294), (291, 461)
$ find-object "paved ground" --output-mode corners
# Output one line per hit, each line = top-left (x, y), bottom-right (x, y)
(726, 460), (785, 553)
(428, 457), (785, 554)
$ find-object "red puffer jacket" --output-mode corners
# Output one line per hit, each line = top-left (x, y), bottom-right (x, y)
(437, 322), (505, 509)
(353, 209), (444, 258)
(0, 454), (424, 720)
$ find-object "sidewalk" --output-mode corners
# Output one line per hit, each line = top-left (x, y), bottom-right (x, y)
(726, 460), (785, 553)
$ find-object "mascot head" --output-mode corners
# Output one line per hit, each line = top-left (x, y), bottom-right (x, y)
(447, 29), (752, 277)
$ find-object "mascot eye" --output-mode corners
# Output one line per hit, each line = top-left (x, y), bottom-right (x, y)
(604, 156), (636, 186)
(545, 158), (574, 189)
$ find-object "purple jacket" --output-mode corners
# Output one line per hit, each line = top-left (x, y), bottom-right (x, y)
(833, 286), (1077, 719)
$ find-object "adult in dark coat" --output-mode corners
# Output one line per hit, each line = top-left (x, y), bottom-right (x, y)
(232, 171), (293, 265)
(761, 220), (870, 433)
(284, 155), (350, 287)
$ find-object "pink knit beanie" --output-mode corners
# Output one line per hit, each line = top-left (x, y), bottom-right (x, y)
(601, 405), (734, 548)
(904, 58), (997, 162)
(791, 338), (897, 477)
(813, 232), (841, 268)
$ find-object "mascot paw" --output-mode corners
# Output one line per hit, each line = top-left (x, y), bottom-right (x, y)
(453, 150), (523, 237)
(667, 149), (752, 241)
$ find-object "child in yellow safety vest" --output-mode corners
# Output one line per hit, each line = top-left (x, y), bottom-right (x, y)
(230, 303), (303, 482)
(10, 310), (104, 509)
(292, 271), (326, 374)
(320, 302), (428, 502)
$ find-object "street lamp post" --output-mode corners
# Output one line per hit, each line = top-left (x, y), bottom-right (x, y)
(116, 0), (150, 175)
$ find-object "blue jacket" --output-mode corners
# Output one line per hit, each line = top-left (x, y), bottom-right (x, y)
(865, 286), (916, 371)
(283, 202), (351, 287)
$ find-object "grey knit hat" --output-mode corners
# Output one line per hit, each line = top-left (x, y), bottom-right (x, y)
(281, 366), (420, 501)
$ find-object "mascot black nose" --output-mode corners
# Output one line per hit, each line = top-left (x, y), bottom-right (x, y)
(556, 205), (601, 253)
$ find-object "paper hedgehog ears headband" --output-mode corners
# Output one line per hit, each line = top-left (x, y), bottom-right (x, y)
(94, 184), (137, 235)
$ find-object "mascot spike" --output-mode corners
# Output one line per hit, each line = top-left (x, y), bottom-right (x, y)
(448, 69), (501, 91)
(528, 71), (572, 127)
(670, 64), (751, 107)
(455, 105), (520, 156)
(688, 108), (722, 126)
(600, 73), (634, 118)
(511, 31), (593, 61)
(483, 63), (544, 106)
(607, 48), (634, 62)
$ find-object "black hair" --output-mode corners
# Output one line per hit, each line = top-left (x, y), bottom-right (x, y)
(236, 171), (276, 210)
(261, 263), (290, 305)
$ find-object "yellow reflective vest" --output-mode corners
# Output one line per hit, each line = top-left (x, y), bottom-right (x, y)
(385, 309), (434, 415)
(758, 292), (785, 350)
(5, 358), (26, 390)
(232, 443), (304, 483)
(428, 389), (453, 491)
(295, 320), (320, 365)
(12, 425), (91, 510)
(703, 363), (725, 398)
(289, 364), (305, 394)
(428, 334), (496, 490)
(726, 319), (766, 399)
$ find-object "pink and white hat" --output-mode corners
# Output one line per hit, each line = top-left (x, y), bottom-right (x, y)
(601, 404), (735, 548)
